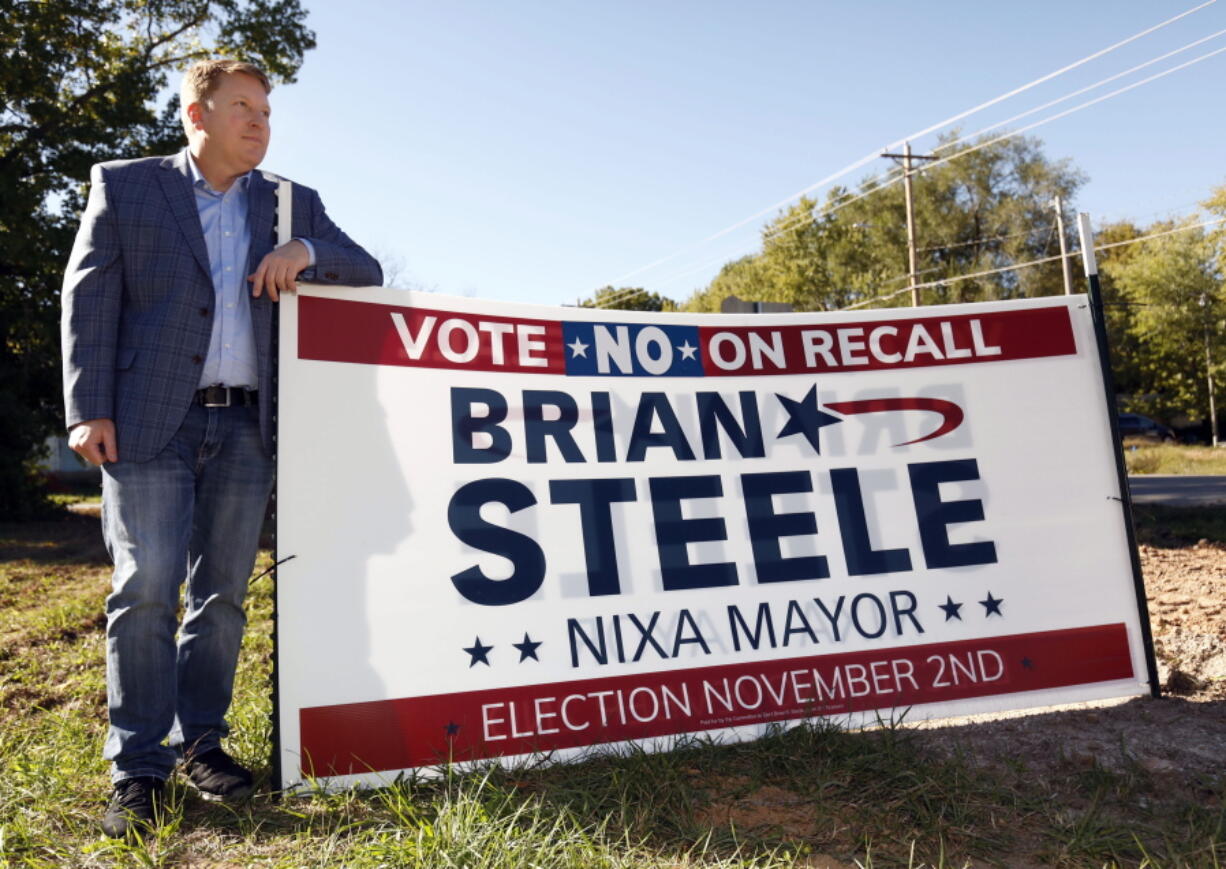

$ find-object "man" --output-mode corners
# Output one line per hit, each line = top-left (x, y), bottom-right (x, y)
(61, 59), (382, 837)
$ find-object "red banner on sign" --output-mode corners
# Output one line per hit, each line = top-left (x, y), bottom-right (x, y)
(296, 296), (1077, 377)
(298, 296), (569, 374)
(299, 623), (1132, 777)
(695, 305), (1077, 376)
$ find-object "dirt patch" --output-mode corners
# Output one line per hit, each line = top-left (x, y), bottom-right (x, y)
(698, 783), (818, 837)
(1144, 541), (1226, 690)
(692, 540), (1226, 863)
(912, 542), (1225, 783)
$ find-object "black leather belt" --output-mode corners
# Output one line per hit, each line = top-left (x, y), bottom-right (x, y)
(196, 386), (258, 407)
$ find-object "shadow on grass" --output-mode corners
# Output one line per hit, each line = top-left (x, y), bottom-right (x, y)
(1132, 504), (1226, 549)
(7, 674), (1224, 865)
(195, 704), (1224, 867)
(218, 720), (1013, 865)
(0, 510), (110, 565)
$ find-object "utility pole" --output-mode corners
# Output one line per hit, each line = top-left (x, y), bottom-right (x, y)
(1052, 196), (1073, 295)
(881, 142), (937, 307)
(1201, 293), (1219, 447)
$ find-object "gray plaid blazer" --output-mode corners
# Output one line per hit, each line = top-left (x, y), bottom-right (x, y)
(62, 150), (382, 463)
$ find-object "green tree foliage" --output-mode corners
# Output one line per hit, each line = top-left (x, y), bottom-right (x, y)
(685, 133), (1085, 312)
(581, 285), (678, 312)
(690, 256), (758, 312)
(1101, 212), (1224, 427)
(0, 0), (315, 517)
(1206, 184), (1226, 279)
(1093, 220), (1148, 401)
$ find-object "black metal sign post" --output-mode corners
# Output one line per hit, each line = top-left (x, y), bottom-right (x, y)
(1077, 212), (1161, 699)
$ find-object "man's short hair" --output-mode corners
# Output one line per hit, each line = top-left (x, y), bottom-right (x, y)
(180, 59), (272, 135)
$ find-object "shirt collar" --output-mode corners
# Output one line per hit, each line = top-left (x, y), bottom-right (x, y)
(185, 148), (252, 194)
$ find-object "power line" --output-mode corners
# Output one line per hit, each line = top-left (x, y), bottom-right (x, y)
(839, 250), (1053, 309)
(599, 155), (885, 289)
(940, 27), (1226, 154)
(577, 287), (652, 308)
(923, 44), (1226, 175)
(759, 167), (907, 242)
(593, 0), (1218, 293)
(592, 168), (910, 308)
(638, 40), (1226, 298)
(595, 76), (1218, 313)
(894, 0), (1219, 149)
(839, 216), (1226, 310)
(874, 263), (952, 290)
(593, 213), (1225, 312)
(919, 194), (1224, 253)
(782, 43), (1226, 244)
(1096, 215), (1226, 252)
(596, 82), (1218, 312)
(918, 226), (1044, 253)
(1101, 195), (1220, 225)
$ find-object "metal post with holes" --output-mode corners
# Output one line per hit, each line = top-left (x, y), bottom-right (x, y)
(1200, 293), (1220, 447)
(1077, 212), (1161, 698)
(1053, 196), (1073, 295)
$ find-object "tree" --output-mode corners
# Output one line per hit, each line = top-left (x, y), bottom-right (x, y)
(1102, 218), (1224, 431)
(684, 133), (1085, 312)
(691, 256), (767, 313)
(1205, 183), (1226, 281)
(580, 285), (678, 312)
(0, 0), (315, 517)
(1093, 220), (1150, 403)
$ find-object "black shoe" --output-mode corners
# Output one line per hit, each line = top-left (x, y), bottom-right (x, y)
(182, 747), (254, 802)
(101, 776), (165, 838)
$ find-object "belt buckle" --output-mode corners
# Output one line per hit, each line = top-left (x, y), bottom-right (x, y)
(203, 386), (231, 408)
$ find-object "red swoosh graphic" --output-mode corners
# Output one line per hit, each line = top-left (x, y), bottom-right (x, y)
(824, 398), (964, 446)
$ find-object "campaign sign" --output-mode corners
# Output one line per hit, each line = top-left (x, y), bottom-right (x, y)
(275, 288), (1154, 791)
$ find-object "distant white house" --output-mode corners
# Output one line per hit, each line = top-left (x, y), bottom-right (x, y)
(40, 436), (101, 483)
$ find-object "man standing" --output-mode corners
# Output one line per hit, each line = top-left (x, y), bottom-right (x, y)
(61, 59), (382, 837)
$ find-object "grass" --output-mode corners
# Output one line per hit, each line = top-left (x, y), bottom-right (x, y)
(1123, 441), (1226, 476)
(1132, 503), (1226, 547)
(1, 510), (1223, 867)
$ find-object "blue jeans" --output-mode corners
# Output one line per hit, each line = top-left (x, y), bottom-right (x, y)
(101, 403), (273, 783)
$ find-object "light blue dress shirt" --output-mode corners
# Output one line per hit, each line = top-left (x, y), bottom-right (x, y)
(187, 151), (315, 390)
(188, 153), (259, 389)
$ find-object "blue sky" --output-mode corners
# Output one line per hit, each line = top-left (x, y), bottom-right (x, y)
(220, 0), (1226, 306)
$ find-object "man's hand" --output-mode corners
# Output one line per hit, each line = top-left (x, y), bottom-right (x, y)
(69, 418), (118, 466)
(249, 239), (310, 302)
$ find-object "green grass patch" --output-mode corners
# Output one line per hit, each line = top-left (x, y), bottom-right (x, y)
(1132, 504), (1226, 547)
(1, 513), (1223, 867)
(1123, 441), (1226, 475)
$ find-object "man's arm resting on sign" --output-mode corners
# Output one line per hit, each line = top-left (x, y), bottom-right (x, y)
(69, 418), (118, 466)
(249, 239), (311, 301)
(292, 185), (383, 287)
(248, 183), (383, 300)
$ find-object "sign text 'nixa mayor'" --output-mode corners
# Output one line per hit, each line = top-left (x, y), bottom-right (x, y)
(275, 288), (1152, 790)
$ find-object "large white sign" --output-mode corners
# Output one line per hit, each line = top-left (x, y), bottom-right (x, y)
(275, 288), (1153, 791)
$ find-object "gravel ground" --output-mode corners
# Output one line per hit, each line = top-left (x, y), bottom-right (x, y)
(916, 541), (1226, 784)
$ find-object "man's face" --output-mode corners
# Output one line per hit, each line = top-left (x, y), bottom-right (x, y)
(190, 72), (271, 175)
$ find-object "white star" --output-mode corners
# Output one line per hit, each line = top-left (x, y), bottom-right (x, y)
(677, 340), (697, 361)
(568, 337), (589, 358)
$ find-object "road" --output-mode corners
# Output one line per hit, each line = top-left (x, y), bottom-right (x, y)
(1126, 475), (1226, 507)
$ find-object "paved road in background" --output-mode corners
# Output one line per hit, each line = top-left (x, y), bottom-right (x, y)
(1127, 475), (1226, 507)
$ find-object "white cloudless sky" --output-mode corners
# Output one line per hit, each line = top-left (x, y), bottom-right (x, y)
(192, 0), (1226, 306)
